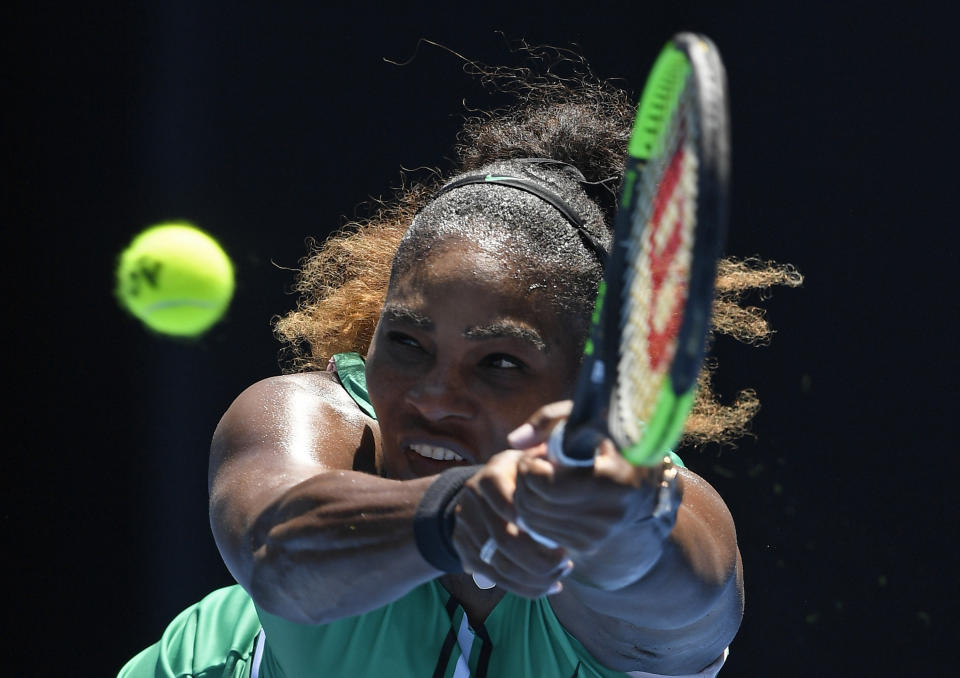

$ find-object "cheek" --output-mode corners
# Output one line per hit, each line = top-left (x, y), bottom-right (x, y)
(487, 383), (563, 435)
(363, 339), (394, 414)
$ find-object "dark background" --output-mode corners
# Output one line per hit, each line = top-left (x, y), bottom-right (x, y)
(7, 1), (956, 675)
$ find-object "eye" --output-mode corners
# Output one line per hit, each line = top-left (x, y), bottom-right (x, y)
(387, 331), (423, 350)
(483, 353), (525, 370)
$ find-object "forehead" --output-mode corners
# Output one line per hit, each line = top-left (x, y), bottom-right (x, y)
(393, 236), (523, 287)
(387, 240), (555, 327)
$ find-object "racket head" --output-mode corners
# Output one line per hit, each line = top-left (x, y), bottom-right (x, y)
(562, 33), (730, 466)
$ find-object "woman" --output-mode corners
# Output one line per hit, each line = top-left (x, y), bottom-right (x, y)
(119, 56), (799, 678)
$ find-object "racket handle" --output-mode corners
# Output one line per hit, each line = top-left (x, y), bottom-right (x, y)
(546, 421), (597, 468)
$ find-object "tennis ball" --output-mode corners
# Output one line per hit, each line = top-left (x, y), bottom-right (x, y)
(116, 221), (235, 337)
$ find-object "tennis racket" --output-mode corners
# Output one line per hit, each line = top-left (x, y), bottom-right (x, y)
(549, 31), (730, 471)
(503, 32), (729, 565)
(473, 32), (730, 587)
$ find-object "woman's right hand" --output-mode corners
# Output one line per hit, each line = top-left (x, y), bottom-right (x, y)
(451, 450), (573, 598)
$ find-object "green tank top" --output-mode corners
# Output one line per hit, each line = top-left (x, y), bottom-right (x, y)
(118, 353), (687, 678)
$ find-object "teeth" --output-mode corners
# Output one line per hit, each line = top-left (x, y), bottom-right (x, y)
(409, 444), (465, 462)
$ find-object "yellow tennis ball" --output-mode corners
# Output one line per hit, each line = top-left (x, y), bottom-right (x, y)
(116, 222), (235, 337)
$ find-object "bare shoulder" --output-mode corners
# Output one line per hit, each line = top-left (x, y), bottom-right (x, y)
(210, 370), (380, 479)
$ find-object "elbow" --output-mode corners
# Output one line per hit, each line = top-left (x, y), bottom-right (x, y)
(247, 536), (368, 626)
(715, 550), (745, 649)
(210, 498), (328, 625)
(671, 551), (744, 670)
(665, 488), (744, 630)
(241, 504), (360, 625)
(639, 540), (743, 631)
(209, 495), (257, 593)
(676, 544), (744, 637)
(694, 546), (743, 629)
(247, 547), (323, 624)
(209, 496), (305, 621)
(698, 558), (744, 655)
(629, 568), (744, 675)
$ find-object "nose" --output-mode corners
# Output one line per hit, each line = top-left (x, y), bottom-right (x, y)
(404, 362), (474, 422)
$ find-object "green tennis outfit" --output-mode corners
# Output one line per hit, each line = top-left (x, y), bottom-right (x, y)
(118, 353), (723, 678)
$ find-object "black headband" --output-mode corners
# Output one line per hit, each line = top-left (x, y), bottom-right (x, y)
(435, 164), (607, 262)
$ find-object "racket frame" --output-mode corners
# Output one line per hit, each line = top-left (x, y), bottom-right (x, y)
(552, 32), (731, 467)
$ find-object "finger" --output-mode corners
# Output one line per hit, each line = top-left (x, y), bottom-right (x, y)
(456, 488), (535, 576)
(453, 487), (500, 548)
(472, 510), (570, 577)
(515, 474), (632, 547)
(480, 564), (568, 599)
(492, 522), (571, 575)
(507, 400), (573, 449)
(516, 458), (593, 506)
(469, 453), (523, 524)
(457, 521), (571, 598)
(475, 541), (571, 599)
(477, 567), (565, 599)
(516, 453), (556, 490)
(591, 439), (650, 487)
(513, 500), (613, 553)
(457, 494), (572, 583)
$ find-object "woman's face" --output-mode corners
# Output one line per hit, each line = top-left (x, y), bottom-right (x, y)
(365, 241), (581, 480)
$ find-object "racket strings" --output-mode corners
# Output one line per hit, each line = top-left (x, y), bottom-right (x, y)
(611, 78), (699, 447)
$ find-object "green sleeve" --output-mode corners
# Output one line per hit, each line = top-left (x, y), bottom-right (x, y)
(116, 586), (261, 678)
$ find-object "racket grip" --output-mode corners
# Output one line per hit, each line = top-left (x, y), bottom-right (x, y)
(546, 421), (596, 468)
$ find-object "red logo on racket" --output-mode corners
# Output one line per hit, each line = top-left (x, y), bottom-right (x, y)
(646, 146), (689, 372)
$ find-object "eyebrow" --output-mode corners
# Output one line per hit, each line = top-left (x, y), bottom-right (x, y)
(382, 303), (548, 353)
(464, 322), (548, 352)
(381, 304), (433, 328)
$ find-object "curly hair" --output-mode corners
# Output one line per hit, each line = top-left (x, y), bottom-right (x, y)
(273, 47), (802, 447)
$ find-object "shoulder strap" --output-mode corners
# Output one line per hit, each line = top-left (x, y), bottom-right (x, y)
(332, 352), (377, 420)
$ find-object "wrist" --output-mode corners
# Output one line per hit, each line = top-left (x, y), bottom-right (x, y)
(571, 456), (683, 590)
(413, 466), (481, 573)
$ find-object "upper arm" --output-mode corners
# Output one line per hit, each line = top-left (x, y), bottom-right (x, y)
(208, 372), (379, 587)
(549, 468), (744, 674)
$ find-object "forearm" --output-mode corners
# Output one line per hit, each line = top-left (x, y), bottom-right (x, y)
(565, 471), (742, 629)
(552, 481), (742, 674)
(567, 506), (741, 628)
(553, 550), (742, 675)
(213, 470), (440, 625)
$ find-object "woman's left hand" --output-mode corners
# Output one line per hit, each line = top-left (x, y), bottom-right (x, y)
(507, 401), (678, 573)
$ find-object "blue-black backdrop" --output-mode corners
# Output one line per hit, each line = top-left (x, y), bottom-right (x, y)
(7, 1), (955, 675)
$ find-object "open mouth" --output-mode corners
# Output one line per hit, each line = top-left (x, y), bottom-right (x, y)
(408, 443), (465, 462)
(401, 441), (473, 477)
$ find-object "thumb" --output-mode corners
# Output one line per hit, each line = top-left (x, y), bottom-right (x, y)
(507, 400), (573, 449)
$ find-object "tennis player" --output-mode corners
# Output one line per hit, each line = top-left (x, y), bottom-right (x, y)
(118, 57), (798, 678)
